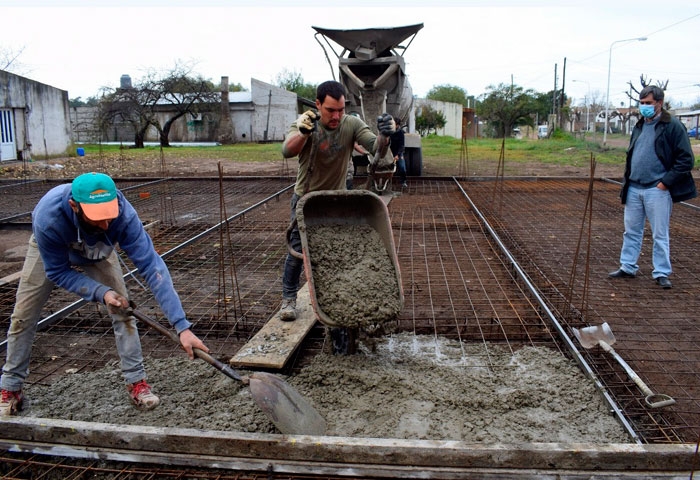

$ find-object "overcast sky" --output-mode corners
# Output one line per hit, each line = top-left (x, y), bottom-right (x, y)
(3, 0), (700, 109)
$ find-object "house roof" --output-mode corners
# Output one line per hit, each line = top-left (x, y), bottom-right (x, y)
(230, 91), (251, 103)
(676, 109), (700, 117)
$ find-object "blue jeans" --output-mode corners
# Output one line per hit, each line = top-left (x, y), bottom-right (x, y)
(619, 184), (673, 278)
(1, 235), (147, 392)
(282, 194), (303, 299)
(396, 155), (407, 182)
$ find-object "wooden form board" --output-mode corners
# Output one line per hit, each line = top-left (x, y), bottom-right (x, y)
(229, 283), (316, 369)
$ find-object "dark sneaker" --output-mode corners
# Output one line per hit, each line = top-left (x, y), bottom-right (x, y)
(1, 389), (24, 416)
(127, 379), (160, 410)
(279, 298), (297, 322)
(656, 276), (672, 289)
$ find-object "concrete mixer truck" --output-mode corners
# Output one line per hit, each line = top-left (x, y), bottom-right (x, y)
(312, 24), (424, 178)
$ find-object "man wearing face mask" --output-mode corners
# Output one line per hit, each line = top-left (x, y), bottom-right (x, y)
(1, 172), (209, 416)
(608, 85), (696, 289)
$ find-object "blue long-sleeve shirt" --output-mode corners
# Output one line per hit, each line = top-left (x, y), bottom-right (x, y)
(32, 184), (191, 333)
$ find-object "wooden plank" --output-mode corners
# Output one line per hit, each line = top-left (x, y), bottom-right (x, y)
(229, 283), (316, 369)
(1, 417), (697, 477)
(0, 270), (21, 286)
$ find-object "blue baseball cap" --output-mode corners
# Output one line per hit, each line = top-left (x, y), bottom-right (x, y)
(71, 172), (119, 221)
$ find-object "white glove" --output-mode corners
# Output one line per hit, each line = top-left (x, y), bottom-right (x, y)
(296, 110), (319, 136)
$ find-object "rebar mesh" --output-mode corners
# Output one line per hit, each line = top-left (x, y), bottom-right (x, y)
(2, 176), (700, 476)
(463, 177), (700, 443)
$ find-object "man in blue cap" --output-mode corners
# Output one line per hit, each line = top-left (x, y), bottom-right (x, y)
(1, 172), (209, 416)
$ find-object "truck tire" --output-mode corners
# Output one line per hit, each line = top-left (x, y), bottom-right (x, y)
(406, 148), (423, 176)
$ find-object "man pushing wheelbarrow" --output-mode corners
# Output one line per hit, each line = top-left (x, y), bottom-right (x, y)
(278, 80), (402, 353)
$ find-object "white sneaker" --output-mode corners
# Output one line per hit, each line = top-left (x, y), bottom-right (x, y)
(1, 389), (24, 416)
(279, 298), (297, 322)
(127, 379), (160, 410)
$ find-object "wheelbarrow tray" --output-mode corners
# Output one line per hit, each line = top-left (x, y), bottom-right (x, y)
(295, 190), (404, 327)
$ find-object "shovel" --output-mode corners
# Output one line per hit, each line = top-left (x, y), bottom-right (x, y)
(572, 322), (675, 409)
(127, 304), (326, 435)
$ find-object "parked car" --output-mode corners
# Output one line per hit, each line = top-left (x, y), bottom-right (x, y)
(537, 125), (548, 139)
(688, 126), (698, 138)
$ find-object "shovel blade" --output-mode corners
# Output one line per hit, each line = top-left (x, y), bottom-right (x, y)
(572, 322), (616, 349)
(248, 372), (326, 436)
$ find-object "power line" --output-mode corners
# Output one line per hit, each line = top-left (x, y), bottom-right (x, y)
(576, 12), (700, 64)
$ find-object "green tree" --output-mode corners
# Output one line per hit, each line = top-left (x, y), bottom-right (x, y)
(532, 91), (555, 124)
(426, 84), (469, 106)
(69, 96), (99, 107)
(274, 68), (317, 100)
(415, 104), (447, 136)
(478, 83), (538, 137)
(228, 82), (248, 92)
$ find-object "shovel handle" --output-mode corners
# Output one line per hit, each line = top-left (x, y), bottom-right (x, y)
(128, 307), (243, 383)
(645, 394), (676, 409)
(600, 341), (675, 409)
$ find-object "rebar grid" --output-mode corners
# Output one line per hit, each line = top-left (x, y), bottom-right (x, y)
(390, 181), (563, 373)
(0, 452), (352, 480)
(3, 176), (700, 477)
(0, 179), (297, 384)
(463, 177), (700, 443)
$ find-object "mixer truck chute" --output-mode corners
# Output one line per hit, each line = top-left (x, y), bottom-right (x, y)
(312, 24), (424, 177)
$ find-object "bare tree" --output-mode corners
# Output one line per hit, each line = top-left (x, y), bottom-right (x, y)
(153, 63), (219, 147)
(98, 76), (161, 148)
(627, 75), (670, 107)
(97, 62), (219, 148)
(1, 45), (28, 74)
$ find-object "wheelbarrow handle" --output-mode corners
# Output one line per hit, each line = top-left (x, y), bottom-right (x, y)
(286, 217), (304, 260)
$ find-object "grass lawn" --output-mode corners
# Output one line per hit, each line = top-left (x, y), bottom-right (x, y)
(76, 132), (631, 165)
(6, 131), (695, 179)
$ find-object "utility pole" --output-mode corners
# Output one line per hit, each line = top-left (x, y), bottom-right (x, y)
(552, 64), (558, 117)
(560, 57), (567, 130)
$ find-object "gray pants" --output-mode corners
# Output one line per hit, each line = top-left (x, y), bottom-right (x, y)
(1, 235), (146, 391)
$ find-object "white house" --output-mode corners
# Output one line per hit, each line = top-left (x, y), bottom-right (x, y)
(0, 70), (72, 161)
(71, 77), (297, 144)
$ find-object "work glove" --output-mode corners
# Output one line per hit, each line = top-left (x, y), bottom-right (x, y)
(296, 110), (319, 136)
(377, 113), (395, 136)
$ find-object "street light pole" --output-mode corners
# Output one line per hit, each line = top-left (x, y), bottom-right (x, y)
(572, 79), (590, 132)
(603, 36), (647, 146)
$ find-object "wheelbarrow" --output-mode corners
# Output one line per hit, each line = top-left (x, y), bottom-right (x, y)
(287, 190), (404, 351)
(365, 132), (396, 195)
(366, 163), (396, 194)
(572, 322), (676, 409)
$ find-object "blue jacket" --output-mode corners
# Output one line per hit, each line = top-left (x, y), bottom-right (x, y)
(32, 184), (191, 333)
(621, 110), (697, 203)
